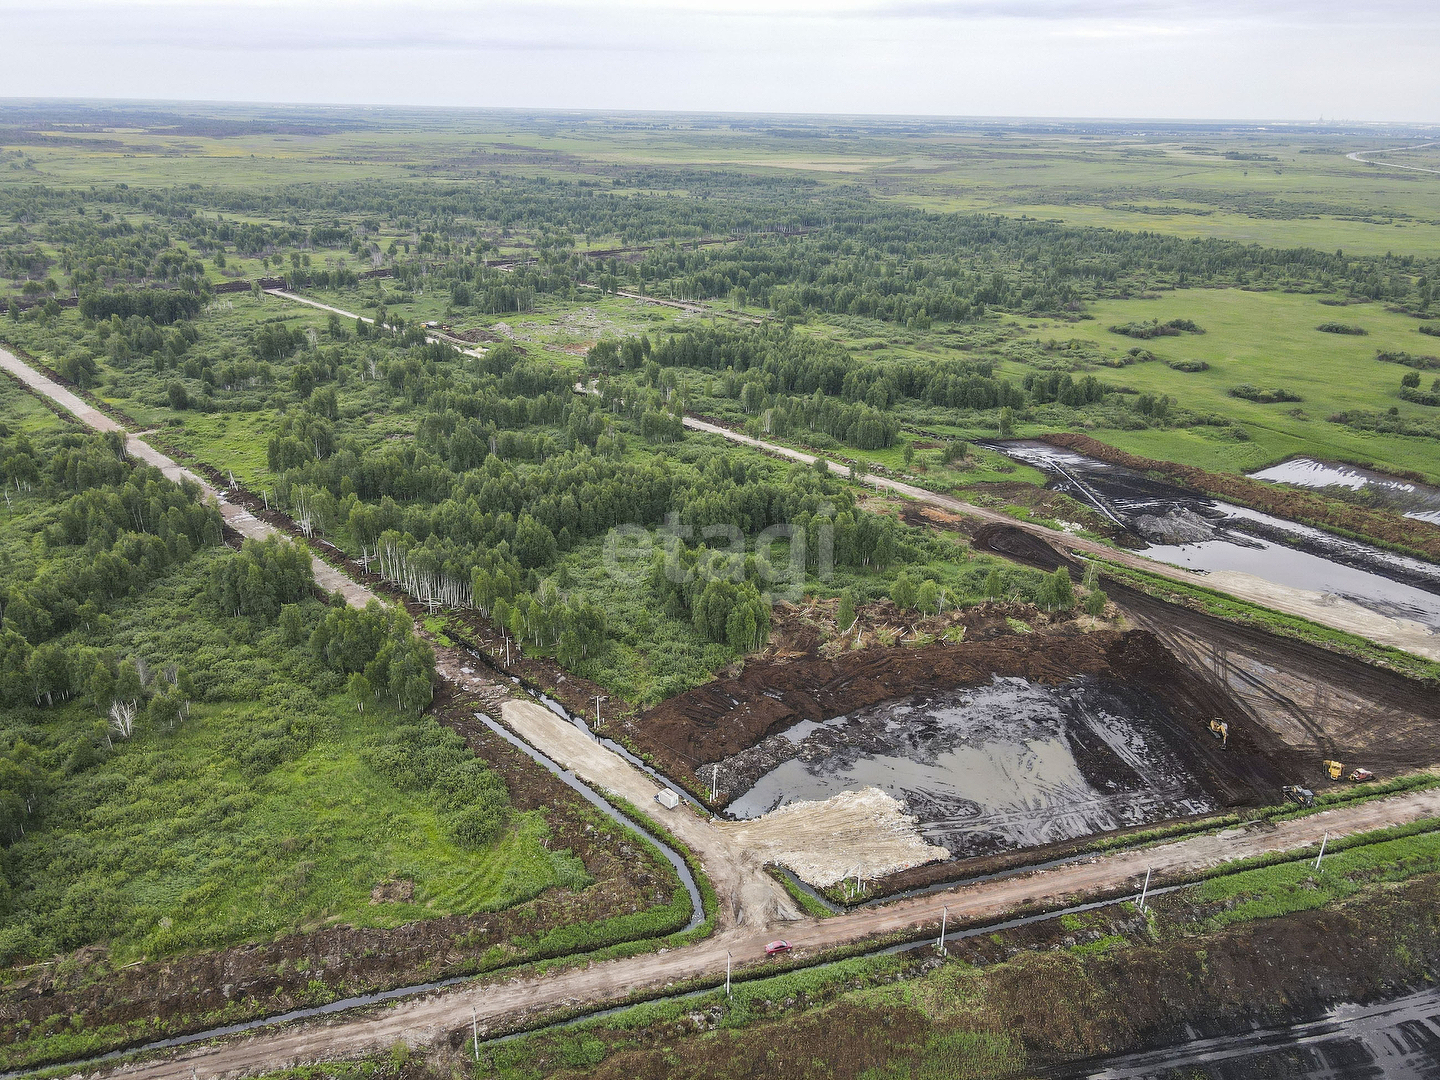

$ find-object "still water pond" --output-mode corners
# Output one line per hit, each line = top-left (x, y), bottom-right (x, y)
(991, 441), (1440, 633)
(726, 677), (1216, 860)
(1249, 456), (1440, 525)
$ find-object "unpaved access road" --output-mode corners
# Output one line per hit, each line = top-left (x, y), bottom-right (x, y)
(0, 345), (374, 610)
(680, 417), (1440, 662)
(9, 339), (1440, 1078)
(262, 290), (488, 358)
(89, 786), (1440, 1080)
(1347, 141), (1440, 176)
(503, 700), (944, 892)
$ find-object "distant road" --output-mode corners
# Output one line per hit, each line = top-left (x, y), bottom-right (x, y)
(0, 344), (375, 609)
(1346, 141), (1440, 175)
(679, 417), (1440, 662)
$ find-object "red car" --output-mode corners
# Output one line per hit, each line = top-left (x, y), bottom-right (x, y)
(765, 940), (793, 957)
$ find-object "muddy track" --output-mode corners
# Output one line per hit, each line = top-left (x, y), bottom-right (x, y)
(9, 341), (1440, 1078)
(78, 788), (1440, 1080)
(681, 416), (1440, 661)
(1114, 582), (1440, 776)
(1041, 431), (1440, 564)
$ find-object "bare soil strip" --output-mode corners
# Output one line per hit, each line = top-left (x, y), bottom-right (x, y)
(0, 345), (373, 609)
(502, 701), (944, 891)
(8, 342), (1440, 1078)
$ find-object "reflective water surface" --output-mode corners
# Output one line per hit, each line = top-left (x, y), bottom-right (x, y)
(990, 441), (1440, 633)
(726, 678), (1217, 859)
(1249, 456), (1440, 525)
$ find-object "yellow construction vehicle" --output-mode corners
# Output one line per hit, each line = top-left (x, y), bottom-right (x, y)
(1323, 759), (1344, 781)
(1208, 719), (1228, 748)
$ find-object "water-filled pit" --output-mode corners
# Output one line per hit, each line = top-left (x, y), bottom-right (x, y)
(724, 677), (1220, 860)
(1249, 455), (1440, 525)
(989, 441), (1440, 632)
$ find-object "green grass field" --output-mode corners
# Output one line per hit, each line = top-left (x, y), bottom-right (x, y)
(0, 545), (589, 966)
(999, 289), (1440, 480)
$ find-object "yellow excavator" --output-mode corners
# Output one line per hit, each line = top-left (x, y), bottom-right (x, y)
(1208, 719), (1228, 748)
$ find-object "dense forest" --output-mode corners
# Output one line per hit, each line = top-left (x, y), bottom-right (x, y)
(3, 173), (1434, 325)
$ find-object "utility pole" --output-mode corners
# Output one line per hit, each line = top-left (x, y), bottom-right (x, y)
(937, 905), (948, 955)
(1315, 831), (1328, 871)
(1138, 867), (1152, 911)
(725, 950), (732, 997)
(595, 694), (603, 728)
(472, 1007), (479, 1060)
(711, 764), (719, 803)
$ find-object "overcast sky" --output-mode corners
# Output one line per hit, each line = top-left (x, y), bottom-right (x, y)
(1, 0), (1436, 122)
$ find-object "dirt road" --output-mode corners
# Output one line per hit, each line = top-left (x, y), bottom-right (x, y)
(90, 786), (1440, 1080)
(680, 417), (1440, 661)
(0, 345), (374, 610)
(9, 343), (1440, 1078)
(1346, 142), (1440, 176)
(263, 290), (488, 357)
(503, 701), (944, 894)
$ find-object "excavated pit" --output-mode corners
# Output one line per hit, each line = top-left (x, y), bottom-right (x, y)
(629, 623), (1298, 869)
(722, 676), (1224, 860)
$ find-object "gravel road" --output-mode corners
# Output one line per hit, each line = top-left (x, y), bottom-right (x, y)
(680, 417), (1440, 661)
(7, 341), (1438, 1080)
(91, 787), (1440, 1080)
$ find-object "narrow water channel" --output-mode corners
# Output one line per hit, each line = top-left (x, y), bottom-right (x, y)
(989, 441), (1440, 633)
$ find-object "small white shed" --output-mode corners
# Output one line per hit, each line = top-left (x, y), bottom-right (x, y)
(655, 788), (681, 809)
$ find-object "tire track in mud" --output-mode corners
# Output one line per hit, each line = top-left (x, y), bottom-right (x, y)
(680, 416), (1440, 662)
(1110, 581), (1440, 775)
(969, 521), (1438, 779)
(1127, 599), (1339, 760)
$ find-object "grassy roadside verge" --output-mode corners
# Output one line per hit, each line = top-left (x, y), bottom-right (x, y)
(454, 822), (1440, 1079)
(766, 866), (841, 918)
(8, 798), (719, 1080)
